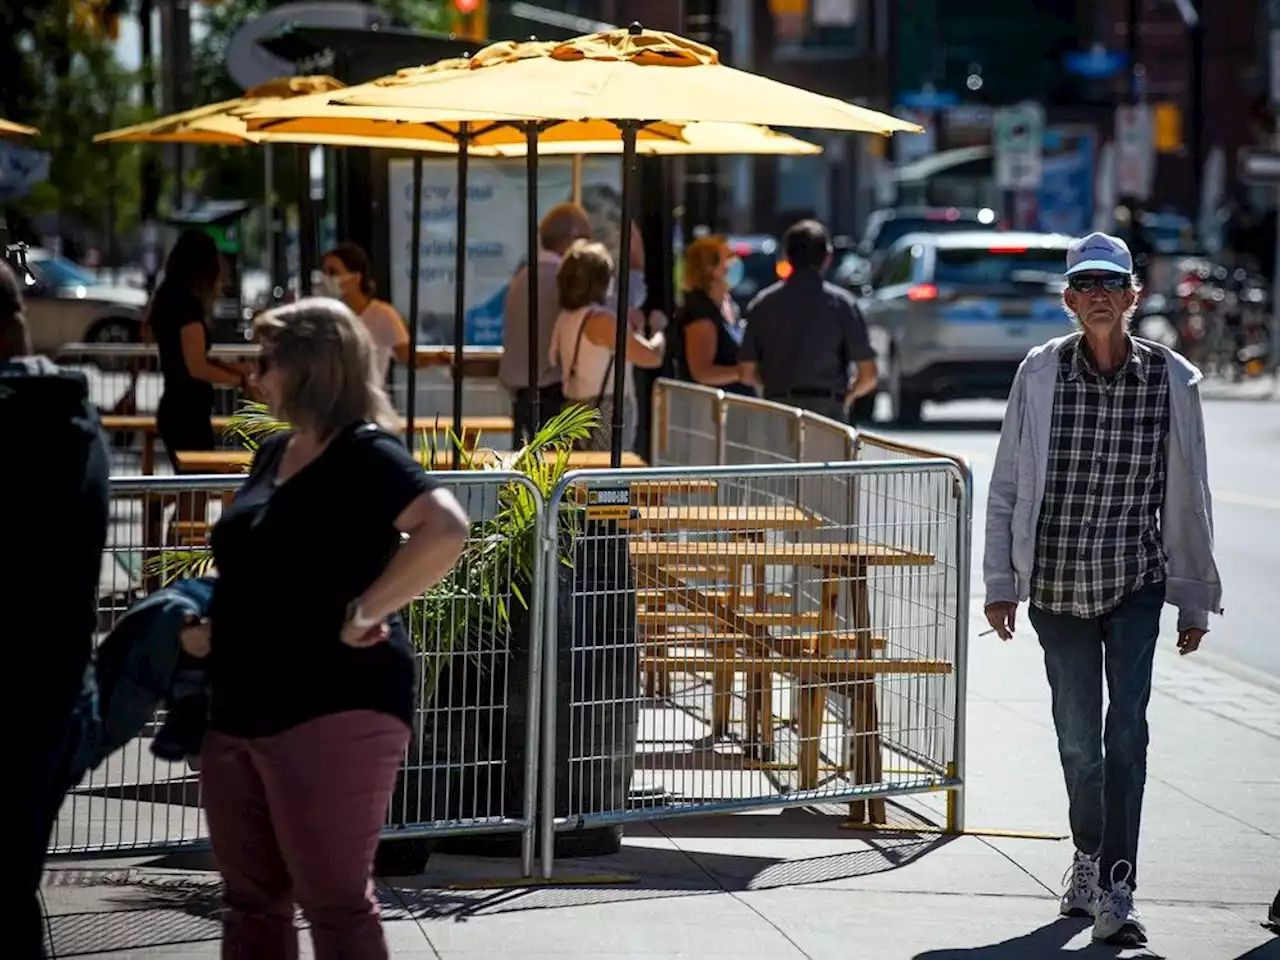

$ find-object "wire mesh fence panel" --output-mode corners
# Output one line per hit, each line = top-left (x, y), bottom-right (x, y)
(649, 380), (724, 467)
(540, 461), (969, 874)
(51, 471), (544, 871)
(50, 476), (240, 856)
(58, 344), (258, 475)
(722, 395), (802, 468)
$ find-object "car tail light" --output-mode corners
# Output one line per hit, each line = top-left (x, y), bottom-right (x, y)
(988, 246), (1028, 254)
(907, 283), (939, 301)
(732, 244), (751, 257)
(776, 261), (793, 280)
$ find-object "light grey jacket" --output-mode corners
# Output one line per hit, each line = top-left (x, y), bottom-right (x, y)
(983, 334), (1222, 631)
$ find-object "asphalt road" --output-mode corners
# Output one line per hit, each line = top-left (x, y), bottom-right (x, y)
(866, 378), (1280, 683)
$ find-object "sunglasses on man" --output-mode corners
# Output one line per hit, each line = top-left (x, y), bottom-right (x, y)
(1067, 274), (1132, 293)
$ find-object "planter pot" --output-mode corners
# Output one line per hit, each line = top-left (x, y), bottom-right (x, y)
(374, 513), (637, 871)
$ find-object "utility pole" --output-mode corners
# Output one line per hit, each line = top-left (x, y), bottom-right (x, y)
(682, 0), (720, 241)
(139, 0), (161, 288)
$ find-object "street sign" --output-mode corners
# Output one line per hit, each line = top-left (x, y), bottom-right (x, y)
(1114, 104), (1155, 200)
(898, 87), (958, 111)
(1064, 45), (1127, 80)
(1238, 149), (1280, 184)
(993, 103), (1045, 190)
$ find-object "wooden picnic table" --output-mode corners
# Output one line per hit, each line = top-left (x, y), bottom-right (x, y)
(620, 504), (820, 533)
(631, 537), (937, 809)
(104, 414), (514, 475)
(174, 446), (645, 475)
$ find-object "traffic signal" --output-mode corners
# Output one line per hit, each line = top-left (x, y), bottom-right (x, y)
(452, 0), (487, 44)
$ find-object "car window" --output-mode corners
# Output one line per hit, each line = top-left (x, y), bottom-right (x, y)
(870, 218), (995, 253)
(28, 255), (98, 289)
(933, 247), (1065, 287)
(881, 248), (915, 287)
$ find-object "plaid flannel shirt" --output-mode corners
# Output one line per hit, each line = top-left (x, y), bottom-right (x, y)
(1030, 334), (1170, 618)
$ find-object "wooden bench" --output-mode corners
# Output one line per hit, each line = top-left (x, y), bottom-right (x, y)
(104, 414), (514, 475)
(174, 447), (646, 474)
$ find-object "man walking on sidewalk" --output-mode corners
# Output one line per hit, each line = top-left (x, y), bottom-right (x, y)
(983, 232), (1222, 946)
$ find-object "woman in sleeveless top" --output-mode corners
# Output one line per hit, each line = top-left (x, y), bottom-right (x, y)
(674, 235), (752, 395)
(548, 241), (665, 450)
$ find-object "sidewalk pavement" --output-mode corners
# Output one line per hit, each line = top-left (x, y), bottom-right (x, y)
(41, 603), (1280, 959)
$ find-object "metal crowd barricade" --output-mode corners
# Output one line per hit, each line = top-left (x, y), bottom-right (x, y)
(539, 460), (970, 879)
(57, 342), (257, 417)
(650, 380), (725, 467)
(52, 470), (546, 877)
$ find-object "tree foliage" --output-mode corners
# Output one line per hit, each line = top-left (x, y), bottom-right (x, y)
(0, 2), (150, 244)
(188, 0), (453, 207)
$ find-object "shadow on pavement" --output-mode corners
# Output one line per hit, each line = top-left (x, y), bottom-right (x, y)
(384, 815), (953, 922)
(1231, 935), (1280, 959)
(911, 917), (1141, 959)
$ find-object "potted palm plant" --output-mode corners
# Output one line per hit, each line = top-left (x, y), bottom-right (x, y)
(156, 402), (639, 870)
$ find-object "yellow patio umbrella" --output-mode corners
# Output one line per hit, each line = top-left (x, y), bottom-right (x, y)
(93, 74), (491, 154)
(0, 118), (38, 137)
(240, 54), (699, 446)
(324, 26), (922, 463)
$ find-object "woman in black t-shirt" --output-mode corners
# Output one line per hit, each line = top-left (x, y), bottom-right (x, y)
(146, 231), (248, 471)
(674, 236), (752, 396)
(180, 298), (469, 958)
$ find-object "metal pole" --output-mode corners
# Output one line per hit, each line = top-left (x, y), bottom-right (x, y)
(1127, 0), (1140, 104)
(296, 146), (317, 298)
(571, 154), (583, 207)
(1189, 13), (1205, 203)
(452, 126), (470, 456)
(527, 123), (542, 436)
(264, 143), (274, 281)
(406, 156), (423, 451)
(611, 122), (638, 466)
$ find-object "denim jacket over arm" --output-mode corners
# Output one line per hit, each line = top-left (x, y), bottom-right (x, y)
(983, 335), (1222, 632)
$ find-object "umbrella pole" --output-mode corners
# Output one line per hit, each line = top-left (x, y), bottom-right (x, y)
(451, 125), (470, 464)
(610, 121), (639, 467)
(571, 154), (583, 206)
(526, 122), (541, 439)
(406, 155), (424, 453)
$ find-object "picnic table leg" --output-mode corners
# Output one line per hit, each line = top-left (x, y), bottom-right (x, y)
(797, 675), (824, 790)
(846, 560), (886, 824)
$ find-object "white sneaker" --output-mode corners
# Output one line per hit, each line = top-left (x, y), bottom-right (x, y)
(1060, 849), (1101, 918)
(1093, 861), (1148, 945)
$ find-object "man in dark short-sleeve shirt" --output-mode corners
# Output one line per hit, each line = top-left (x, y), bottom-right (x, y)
(739, 219), (878, 422)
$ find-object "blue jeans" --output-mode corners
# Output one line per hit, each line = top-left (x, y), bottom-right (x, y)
(1028, 581), (1164, 891)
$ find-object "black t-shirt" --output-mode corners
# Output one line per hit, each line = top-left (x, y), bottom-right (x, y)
(674, 290), (752, 396)
(151, 289), (215, 420)
(208, 423), (438, 737)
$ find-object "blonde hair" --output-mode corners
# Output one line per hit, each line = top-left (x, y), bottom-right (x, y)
(681, 236), (729, 294)
(253, 298), (396, 438)
(556, 240), (614, 311)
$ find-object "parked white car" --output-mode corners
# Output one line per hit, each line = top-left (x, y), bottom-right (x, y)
(18, 247), (148, 356)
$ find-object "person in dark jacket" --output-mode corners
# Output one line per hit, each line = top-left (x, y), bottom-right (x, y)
(2, 258), (110, 959)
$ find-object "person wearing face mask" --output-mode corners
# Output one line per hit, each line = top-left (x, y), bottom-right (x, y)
(321, 242), (410, 383)
(674, 236), (751, 395)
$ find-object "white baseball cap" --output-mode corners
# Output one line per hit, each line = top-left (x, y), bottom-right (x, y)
(1064, 232), (1134, 276)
